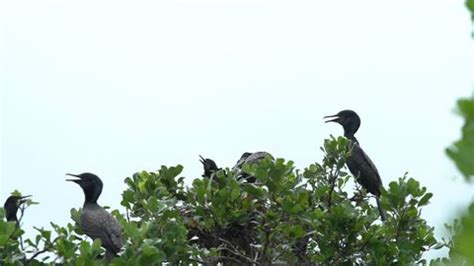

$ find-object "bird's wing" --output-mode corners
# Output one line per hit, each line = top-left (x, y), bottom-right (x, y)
(232, 151), (273, 183)
(346, 143), (383, 196)
(81, 206), (123, 254)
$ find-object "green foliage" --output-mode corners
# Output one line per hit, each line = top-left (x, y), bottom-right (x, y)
(440, 96), (474, 265)
(430, 206), (474, 266)
(23, 219), (102, 264)
(0, 207), (24, 265)
(448, 204), (474, 264)
(0, 191), (37, 266)
(467, 0), (474, 21)
(446, 98), (474, 181)
(436, 3), (474, 264)
(0, 137), (439, 265)
(114, 166), (199, 265)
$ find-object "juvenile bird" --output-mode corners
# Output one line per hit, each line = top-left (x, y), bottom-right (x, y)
(67, 173), (122, 260)
(325, 110), (386, 221)
(3, 195), (31, 224)
(233, 151), (274, 183)
(199, 155), (220, 178)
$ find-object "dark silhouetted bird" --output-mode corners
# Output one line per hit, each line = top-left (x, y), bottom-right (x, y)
(325, 110), (386, 221)
(233, 151), (274, 183)
(3, 195), (31, 224)
(67, 173), (122, 260)
(199, 155), (220, 178)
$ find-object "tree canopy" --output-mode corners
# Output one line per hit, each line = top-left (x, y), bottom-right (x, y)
(1, 1), (473, 265)
(1, 136), (440, 265)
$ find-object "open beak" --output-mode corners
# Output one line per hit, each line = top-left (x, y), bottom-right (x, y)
(324, 114), (340, 123)
(19, 195), (31, 204)
(199, 155), (206, 165)
(66, 173), (82, 183)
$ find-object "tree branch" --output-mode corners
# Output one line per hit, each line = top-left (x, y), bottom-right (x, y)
(26, 249), (49, 265)
(327, 167), (340, 211)
(261, 227), (271, 264)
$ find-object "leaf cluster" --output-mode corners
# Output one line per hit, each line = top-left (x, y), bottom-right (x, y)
(0, 137), (439, 265)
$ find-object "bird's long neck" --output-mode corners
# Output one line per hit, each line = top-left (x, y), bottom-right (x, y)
(344, 132), (359, 145)
(83, 187), (101, 205)
(343, 123), (358, 137)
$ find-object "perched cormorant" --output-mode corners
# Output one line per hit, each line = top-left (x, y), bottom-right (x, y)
(324, 110), (386, 221)
(233, 151), (274, 183)
(3, 195), (31, 223)
(66, 173), (122, 260)
(199, 155), (220, 178)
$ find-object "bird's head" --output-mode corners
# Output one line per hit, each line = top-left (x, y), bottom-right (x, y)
(199, 155), (219, 178)
(66, 172), (103, 203)
(324, 110), (361, 136)
(4, 195), (31, 222)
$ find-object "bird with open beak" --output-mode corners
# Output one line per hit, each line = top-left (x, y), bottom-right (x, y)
(66, 172), (123, 260)
(4, 195), (31, 224)
(324, 110), (386, 221)
(199, 155), (220, 178)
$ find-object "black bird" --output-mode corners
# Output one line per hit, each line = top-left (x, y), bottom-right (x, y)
(66, 173), (122, 260)
(3, 195), (31, 224)
(199, 155), (220, 178)
(324, 110), (386, 221)
(233, 151), (274, 183)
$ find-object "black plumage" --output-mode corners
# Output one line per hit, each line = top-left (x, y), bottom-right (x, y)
(3, 195), (30, 224)
(233, 151), (274, 183)
(325, 110), (386, 221)
(67, 173), (122, 259)
(199, 155), (220, 178)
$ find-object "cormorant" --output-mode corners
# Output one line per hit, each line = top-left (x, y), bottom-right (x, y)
(66, 173), (122, 260)
(233, 151), (274, 183)
(199, 155), (220, 178)
(3, 195), (31, 224)
(324, 110), (386, 221)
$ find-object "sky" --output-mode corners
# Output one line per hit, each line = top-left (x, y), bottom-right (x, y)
(1, 0), (474, 260)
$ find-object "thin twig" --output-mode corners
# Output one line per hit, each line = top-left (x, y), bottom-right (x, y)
(126, 208), (131, 223)
(327, 168), (339, 211)
(261, 228), (271, 264)
(18, 205), (28, 251)
(26, 249), (49, 265)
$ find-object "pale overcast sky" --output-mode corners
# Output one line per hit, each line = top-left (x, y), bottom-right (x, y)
(1, 0), (473, 260)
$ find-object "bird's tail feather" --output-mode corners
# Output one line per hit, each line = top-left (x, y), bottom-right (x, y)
(376, 197), (386, 221)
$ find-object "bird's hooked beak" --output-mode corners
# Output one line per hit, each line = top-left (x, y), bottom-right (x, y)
(324, 114), (340, 123)
(66, 173), (82, 184)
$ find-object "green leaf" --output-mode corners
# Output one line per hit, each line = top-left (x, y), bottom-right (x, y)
(467, 0), (474, 21)
(418, 193), (433, 207)
(446, 98), (474, 181)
